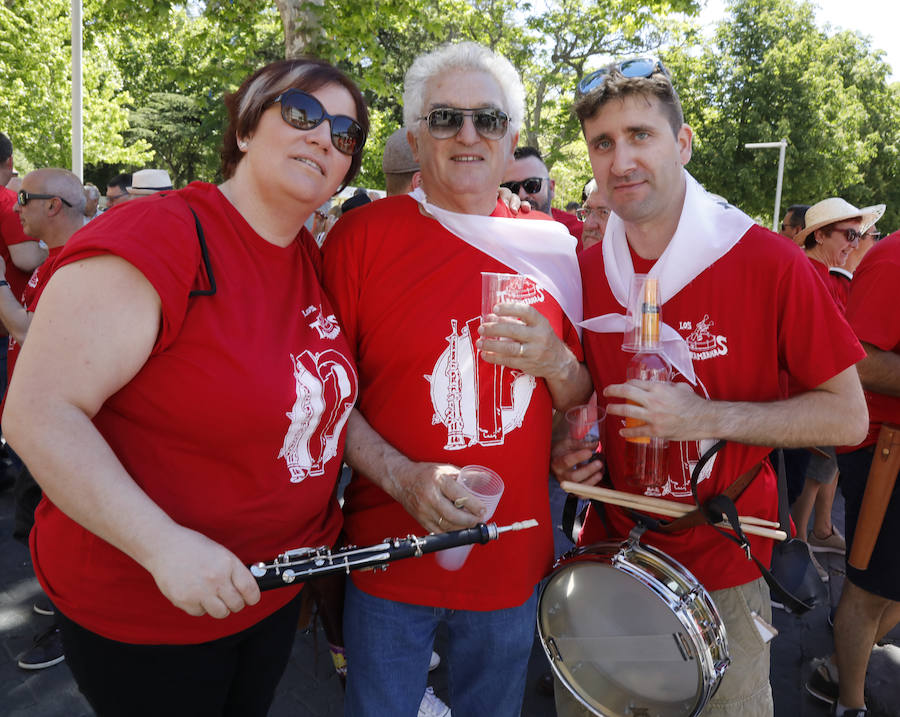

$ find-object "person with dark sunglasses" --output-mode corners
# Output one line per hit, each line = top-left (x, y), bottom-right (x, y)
(322, 41), (590, 717)
(3, 59), (367, 717)
(501, 146), (583, 241)
(3, 168), (85, 673)
(551, 58), (869, 717)
(796, 198), (885, 310)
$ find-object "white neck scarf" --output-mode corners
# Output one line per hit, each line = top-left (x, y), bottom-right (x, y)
(579, 171), (755, 384)
(409, 187), (583, 335)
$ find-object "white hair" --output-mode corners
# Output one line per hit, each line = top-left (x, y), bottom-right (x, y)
(584, 178), (598, 196)
(402, 41), (525, 134)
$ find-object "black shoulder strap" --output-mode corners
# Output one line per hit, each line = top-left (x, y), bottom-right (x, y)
(184, 204), (216, 298)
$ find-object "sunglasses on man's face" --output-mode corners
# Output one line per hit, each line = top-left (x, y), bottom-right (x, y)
(576, 57), (670, 96)
(17, 190), (73, 207)
(418, 107), (509, 141)
(270, 89), (366, 156)
(500, 177), (545, 195)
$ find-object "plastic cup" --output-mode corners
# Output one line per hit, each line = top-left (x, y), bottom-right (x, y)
(481, 272), (534, 336)
(565, 400), (606, 468)
(435, 465), (504, 571)
(622, 274), (661, 352)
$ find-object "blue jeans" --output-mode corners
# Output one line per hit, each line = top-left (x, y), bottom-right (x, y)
(343, 579), (538, 717)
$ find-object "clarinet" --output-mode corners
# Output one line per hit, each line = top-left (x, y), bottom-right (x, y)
(249, 519), (539, 591)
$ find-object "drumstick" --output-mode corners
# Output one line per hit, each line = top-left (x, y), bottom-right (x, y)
(590, 491), (787, 541)
(560, 481), (787, 541)
(560, 482), (781, 528)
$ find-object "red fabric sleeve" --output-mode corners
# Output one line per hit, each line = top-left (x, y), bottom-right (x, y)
(777, 250), (864, 390)
(845, 247), (900, 352)
(0, 187), (33, 247)
(53, 194), (201, 354)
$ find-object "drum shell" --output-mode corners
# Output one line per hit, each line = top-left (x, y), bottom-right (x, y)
(538, 540), (730, 717)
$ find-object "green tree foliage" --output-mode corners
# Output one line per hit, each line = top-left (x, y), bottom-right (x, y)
(0, 0), (153, 169)
(667, 0), (900, 229)
(306, 0), (699, 200)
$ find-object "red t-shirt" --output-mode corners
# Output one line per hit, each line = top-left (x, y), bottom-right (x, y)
(30, 183), (358, 644)
(844, 232), (900, 448)
(322, 195), (582, 611)
(6, 245), (64, 386)
(807, 256), (849, 312)
(0, 186), (37, 304)
(578, 224), (864, 591)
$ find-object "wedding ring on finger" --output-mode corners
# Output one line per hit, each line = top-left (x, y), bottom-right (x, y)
(454, 497), (468, 509)
(518, 341), (525, 357)
(438, 515), (444, 528)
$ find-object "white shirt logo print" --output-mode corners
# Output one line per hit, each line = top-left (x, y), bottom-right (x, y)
(278, 348), (357, 483)
(426, 315), (536, 450)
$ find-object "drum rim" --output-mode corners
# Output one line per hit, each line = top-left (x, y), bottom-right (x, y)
(538, 540), (730, 716)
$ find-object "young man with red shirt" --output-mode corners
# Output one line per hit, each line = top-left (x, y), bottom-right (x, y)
(323, 42), (590, 717)
(552, 59), (868, 716)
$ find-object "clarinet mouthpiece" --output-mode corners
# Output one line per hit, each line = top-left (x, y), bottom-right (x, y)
(495, 518), (539, 534)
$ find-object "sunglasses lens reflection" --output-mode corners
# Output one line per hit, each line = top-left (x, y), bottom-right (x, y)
(279, 91), (364, 156)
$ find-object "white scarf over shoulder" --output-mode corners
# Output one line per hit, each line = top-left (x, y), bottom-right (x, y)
(409, 187), (583, 336)
(579, 171), (755, 384)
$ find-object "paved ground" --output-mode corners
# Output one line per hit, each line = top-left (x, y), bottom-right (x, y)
(1, 480), (897, 716)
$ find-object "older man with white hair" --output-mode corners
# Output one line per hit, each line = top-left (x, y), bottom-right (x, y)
(323, 41), (590, 716)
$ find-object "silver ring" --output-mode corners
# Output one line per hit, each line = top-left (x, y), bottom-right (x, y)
(438, 515), (444, 527)
(518, 342), (525, 357)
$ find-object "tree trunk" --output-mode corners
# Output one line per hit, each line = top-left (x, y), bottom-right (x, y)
(275, 0), (325, 59)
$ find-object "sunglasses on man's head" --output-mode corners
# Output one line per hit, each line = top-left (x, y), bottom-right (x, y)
(500, 177), (545, 195)
(576, 57), (670, 96)
(418, 107), (509, 141)
(270, 89), (366, 156)
(865, 230), (883, 241)
(17, 190), (73, 207)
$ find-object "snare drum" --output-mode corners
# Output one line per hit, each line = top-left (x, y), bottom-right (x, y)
(538, 539), (729, 716)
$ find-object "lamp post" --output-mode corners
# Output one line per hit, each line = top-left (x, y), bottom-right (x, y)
(71, 0), (83, 181)
(745, 139), (787, 232)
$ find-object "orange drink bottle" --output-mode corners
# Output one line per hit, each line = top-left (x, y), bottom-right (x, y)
(624, 278), (670, 487)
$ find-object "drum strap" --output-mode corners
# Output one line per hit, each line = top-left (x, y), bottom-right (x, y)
(627, 442), (821, 614)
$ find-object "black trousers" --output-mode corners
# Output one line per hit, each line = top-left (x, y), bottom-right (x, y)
(57, 592), (303, 717)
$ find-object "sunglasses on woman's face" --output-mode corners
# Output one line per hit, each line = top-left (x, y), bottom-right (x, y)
(828, 227), (862, 243)
(270, 89), (366, 156)
(418, 107), (509, 141)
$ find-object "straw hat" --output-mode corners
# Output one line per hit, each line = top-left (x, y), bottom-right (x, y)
(127, 168), (173, 195)
(795, 198), (885, 245)
(382, 128), (419, 174)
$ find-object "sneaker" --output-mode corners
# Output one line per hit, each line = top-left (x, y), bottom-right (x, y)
(429, 650), (441, 672)
(809, 528), (847, 555)
(418, 687), (451, 717)
(806, 657), (839, 704)
(17, 625), (64, 670)
(33, 595), (55, 616)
